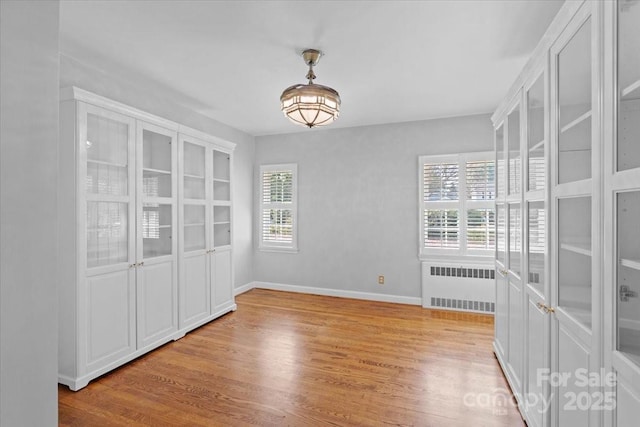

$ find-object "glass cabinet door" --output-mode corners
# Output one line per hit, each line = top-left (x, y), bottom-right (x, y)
(617, 0), (640, 172)
(617, 191), (640, 365)
(140, 125), (175, 259)
(212, 150), (231, 248)
(212, 150), (230, 202)
(527, 74), (545, 192)
(84, 108), (133, 268)
(557, 17), (592, 184)
(558, 196), (592, 328)
(182, 140), (208, 253)
(508, 106), (521, 196)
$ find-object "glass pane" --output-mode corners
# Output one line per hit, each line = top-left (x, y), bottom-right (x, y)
(213, 181), (231, 202)
(214, 206), (230, 223)
(87, 201), (128, 268)
(214, 223), (231, 247)
(213, 206), (231, 248)
(184, 205), (205, 252)
(558, 18), (592, 184)
(423, 163), (459, 201)
(509, 204), (521, 277)
(617, 191), (640, 366)
(467, 209), (495, 250)
(496, 126), (505, 199)
(183, 142), (206, 199)
(142, 130), (172, 197)
(558, 197), (592, 328)
(143, 203), (172, 258)
(423, 209), (459, 249)
(528, 74), (545, 191)
(508, 106), (521, 195)
(617, 0), (640, 172)
(213, 150), (230, 181)
(497, 204), (506, 265)
(86, 113), (128, 196)
(528, 201), (545, 294)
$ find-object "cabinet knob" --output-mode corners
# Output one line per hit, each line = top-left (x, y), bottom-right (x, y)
(129, 264), (135, 269)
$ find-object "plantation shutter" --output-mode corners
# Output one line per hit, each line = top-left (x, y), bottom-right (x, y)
(465, 160), (496, 250)
(420, 154), (495, 256)
(466, 160), (495, 201)
(422, 161), (460, 249)
(260, 165), (297, 249)
(423, 162), (459, 201)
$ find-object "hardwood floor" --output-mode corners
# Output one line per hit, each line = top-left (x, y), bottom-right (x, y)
(59, 289), (525, 426)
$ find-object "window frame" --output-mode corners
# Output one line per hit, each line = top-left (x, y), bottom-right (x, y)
(258, 163), (298, 253)
(419, 152), (495, 260)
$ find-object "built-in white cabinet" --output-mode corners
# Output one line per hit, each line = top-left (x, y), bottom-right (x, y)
(178, 135), (235, 333)
(59, 87), (236, 391)
(604, 0), (640, 425)
(493, 1), (640, 426)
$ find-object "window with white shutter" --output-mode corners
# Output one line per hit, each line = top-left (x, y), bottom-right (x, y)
(419, 153), (495, 258)
(259, 164), (297, 251)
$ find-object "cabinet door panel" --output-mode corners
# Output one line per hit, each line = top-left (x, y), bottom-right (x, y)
(212, 250), (233, 313)
(557, 325), (590, 427)
(525, 297), (547, 427)
(508, 279), (523, 390)
(181, 253), (210, 327)
(617, 377), (640, 427)
(137, 260), (177, 348)
(495, 272), (509, 359)
(86, 270), (135, 369)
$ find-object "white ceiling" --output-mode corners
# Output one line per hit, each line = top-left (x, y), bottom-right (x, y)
(59, 0), (564, 136)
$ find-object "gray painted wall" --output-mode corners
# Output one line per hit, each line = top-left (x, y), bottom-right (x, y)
(254, 115), (493, 298)
(1, 1), (60, 425)
(59, 54), (255, 288)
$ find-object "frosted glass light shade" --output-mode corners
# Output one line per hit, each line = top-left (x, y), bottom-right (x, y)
(280, 83), (341, 128)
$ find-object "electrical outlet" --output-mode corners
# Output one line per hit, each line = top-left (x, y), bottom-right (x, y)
(378, 275), (385, 285)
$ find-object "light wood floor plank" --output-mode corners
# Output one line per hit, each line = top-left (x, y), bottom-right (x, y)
(59, 289), (524, 426)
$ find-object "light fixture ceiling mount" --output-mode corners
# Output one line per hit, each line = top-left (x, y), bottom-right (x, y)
(280, 49), (341, 128)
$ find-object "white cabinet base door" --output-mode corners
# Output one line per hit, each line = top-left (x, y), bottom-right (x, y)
(524, 296), (548, 427)
(180, 252), (210, 329)
(211, 249), (235, 315)
(616, 376), (640, 427)
(508, 279), (524, 397)
(556, 325), (591, 427)
(137, 259), (178, 349)
(85, 269), (136, 372)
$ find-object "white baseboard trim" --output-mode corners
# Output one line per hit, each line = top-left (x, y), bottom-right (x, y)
(234, 282), (256, 296)
(245, 281), (421, 306)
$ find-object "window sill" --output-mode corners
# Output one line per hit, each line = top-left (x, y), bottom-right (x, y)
(258, 246), (299, 254)
(419, 253), (494, 264)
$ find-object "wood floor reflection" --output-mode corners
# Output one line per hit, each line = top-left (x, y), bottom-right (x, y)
(59, 289), (524, 426)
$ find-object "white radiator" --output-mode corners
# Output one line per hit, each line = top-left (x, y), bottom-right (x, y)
(421, 261), (495, 313)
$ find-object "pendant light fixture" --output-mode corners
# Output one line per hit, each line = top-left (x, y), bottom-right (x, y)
(280, 49), (341, 128)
